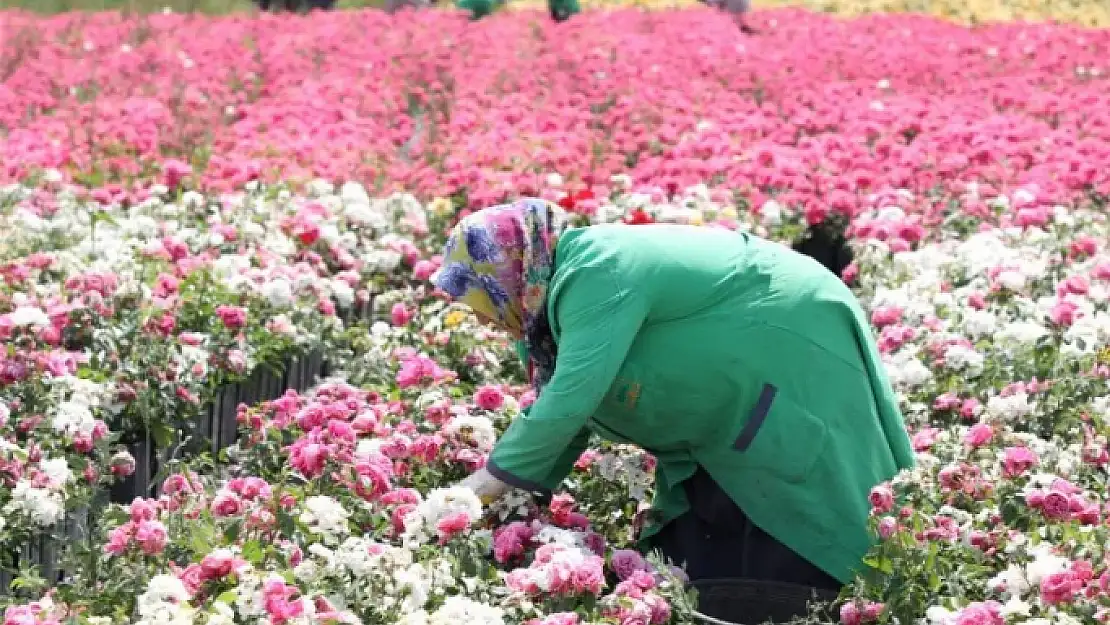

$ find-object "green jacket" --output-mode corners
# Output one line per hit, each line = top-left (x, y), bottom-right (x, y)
(486, 224), (915, 584)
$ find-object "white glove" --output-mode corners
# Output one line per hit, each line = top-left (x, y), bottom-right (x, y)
(458, 468), (512, 505)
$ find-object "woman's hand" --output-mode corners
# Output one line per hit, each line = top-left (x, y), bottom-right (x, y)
(458, 468), (512, 505)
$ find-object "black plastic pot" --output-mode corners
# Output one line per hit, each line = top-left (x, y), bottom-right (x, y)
(692, 578), (839, 625)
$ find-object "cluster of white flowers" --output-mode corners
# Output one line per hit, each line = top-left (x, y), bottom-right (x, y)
(339, 182), (391, 231)
(203, 602), (237, 625)
(311, 536), (455, 614)
(884, 348), (934, 389)
(299, 496), (351, 541)
(4, 481), (65, 527)
(51, 400), (98, 438)
(261, 277), (296, 308)
(134, 575), (195, 625)
(397, 596), (506, 625)
(443, 415), (498, 451)
(942, 343), (985, 377)
(986, 392), (1035, 422)
(402, 487), (483, 545)
(7, 305), (51, 328)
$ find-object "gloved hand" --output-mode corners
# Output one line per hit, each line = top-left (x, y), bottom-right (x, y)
(458, 468), (512, 505)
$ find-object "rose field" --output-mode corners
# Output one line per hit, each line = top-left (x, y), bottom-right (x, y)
(1, 4), (1110, 625)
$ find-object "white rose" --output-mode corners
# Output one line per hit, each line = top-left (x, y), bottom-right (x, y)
(262, 279), (295, 308)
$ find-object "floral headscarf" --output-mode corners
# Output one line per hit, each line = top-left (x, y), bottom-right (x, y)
(432, 198), (570, 392)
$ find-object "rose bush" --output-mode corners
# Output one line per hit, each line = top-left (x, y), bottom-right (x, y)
(0, 9), (1108, 209)
(2, 174), (1109, 624)
(2, 5), (1110, 625)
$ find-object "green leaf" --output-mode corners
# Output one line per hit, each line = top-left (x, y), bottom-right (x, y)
(242, 539), (264, 565)
(862, 555), (894, 575)
(151, 421), (175, 448)
(276, 509), (297, 538)
(190, 525), (216, 555)
(216, 590), (239, 605)
(90, 210), (119, 228)
(224, 520), (242, 543)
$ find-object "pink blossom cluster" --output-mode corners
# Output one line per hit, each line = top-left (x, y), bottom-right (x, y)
(602, 568), (672, 625)
(2, 599), (62, 625)
(235, 380), (541, 522)
(0, 10), (1106, 219)
(173, 549), (251, 596)
(1025, 478), (1101, 524)
(505, 543), (606, 597)
(104, 498), (170, 556)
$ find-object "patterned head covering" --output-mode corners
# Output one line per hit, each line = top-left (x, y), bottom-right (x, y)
(432, 198), (570, 392)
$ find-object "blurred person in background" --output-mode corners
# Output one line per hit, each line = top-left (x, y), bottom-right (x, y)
(434, 198), (914, 619)
(385, 0), (433, 13)
(255, 0), (336, 11)
(456, 0), (578, 21)
(702, 0), (757, 33)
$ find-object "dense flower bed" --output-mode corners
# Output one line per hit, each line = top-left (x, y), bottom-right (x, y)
(2, 5), (1110, 625)
(3, 174), (1110, 625)
(508, 0), (1110, 26)
(0, 9), (1108, 211)
(752, 0), (1110, 28)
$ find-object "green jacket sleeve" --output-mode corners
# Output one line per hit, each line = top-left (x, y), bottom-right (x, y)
(486, 268), (647, 492)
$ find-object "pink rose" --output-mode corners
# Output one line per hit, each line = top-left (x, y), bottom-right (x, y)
(436, 511), (472, 543)
(413, 260), (437, 281)
(215, 305), (248, 329)
(1041, 491), (1072, 521)
(1001, 446), (1037, 477)
(933, 392), (961, 411)
(153, 273), (179, 298)
(570, 558), (606, 595)
(952, 601), (1003, 625)
(129, 498), (159, 522)
(110, 450), (136, 477)
(134, 519), (168, 555)
(646, 593), (671, 624)
(163, 473), (196, 496)
(103, 523), (133, 555)
(162, 159), (193, 187)
(870, 306), (902, 327)
(474, 385), (505, 411)
(868, 483), (895, 514)
(391, 303), (413, 326)
(493, 521), (535, 564)
(959, 398), (981, 419)
(390, 505), (415, 535)
(1041, 571), (1080, 605)
(912, 428), (939, 451)
(200, 550), (239, 580)
(877, 516), (898, 539)
(1050, 300), (1080, 326)
(861, 602), (885, 621)
(963, 422), (993, 448)
(611, 549), (649, 580)
(210, 491), (244, 517)
(839, 602), (861, 625)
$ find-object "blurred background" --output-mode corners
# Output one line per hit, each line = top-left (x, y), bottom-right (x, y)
(0, 0), (1107, 28)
